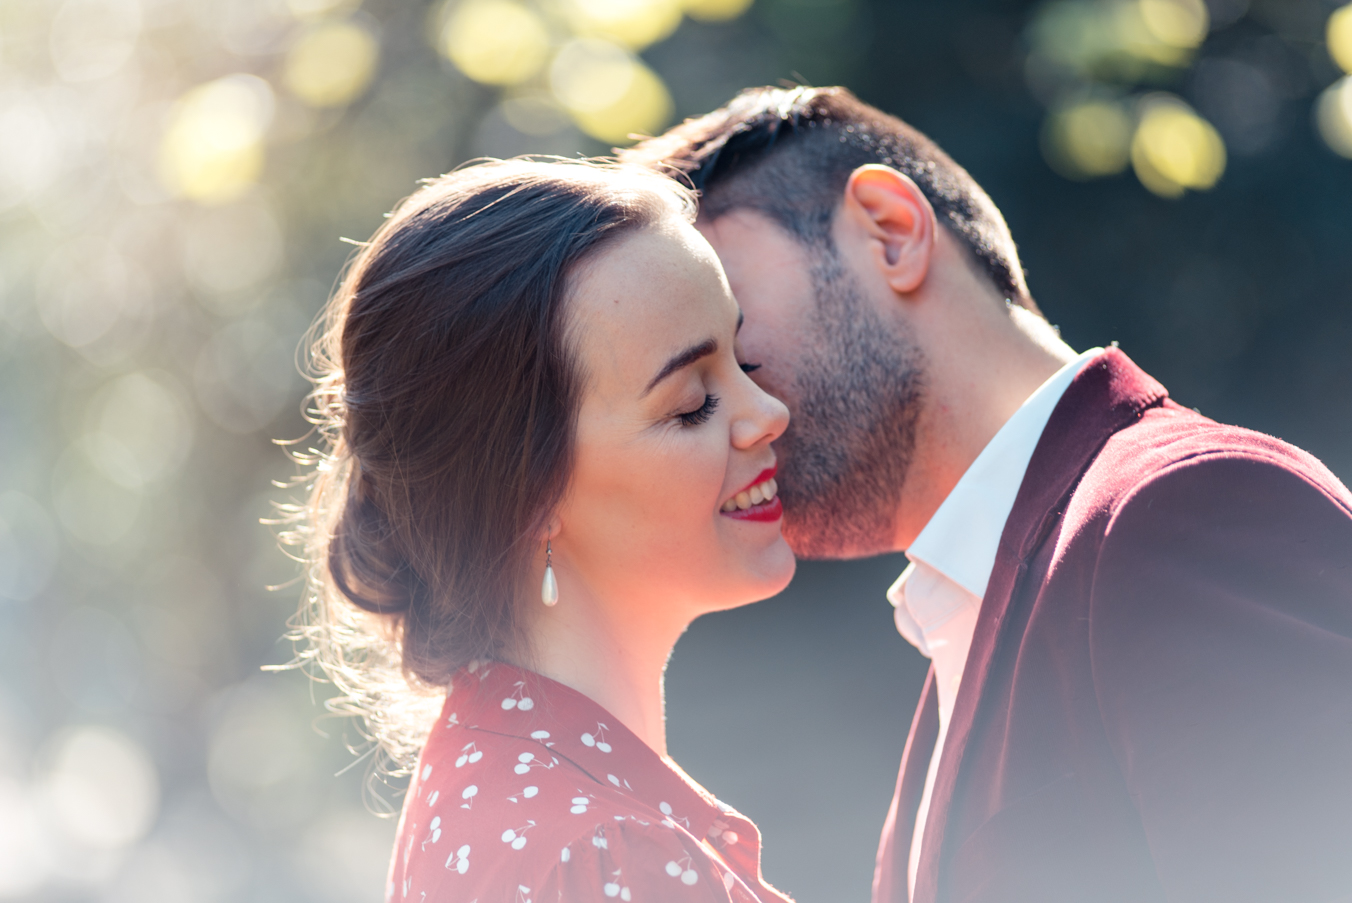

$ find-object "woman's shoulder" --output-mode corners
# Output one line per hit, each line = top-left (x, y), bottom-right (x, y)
(542, 812), (768, 902)
(395, 738), (759, 903)
(389, 665), (791, 902)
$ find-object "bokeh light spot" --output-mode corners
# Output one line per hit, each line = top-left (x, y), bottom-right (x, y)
(1042, 99), (1133, 179)
(0, 779), (56, 895)
(90, 372), (195, 487)
(0, 98), (64, 203)
(51, 437), (142, 545)
(438, 0), (551, 86)
(564, 0), (683, 50)
(48, 0), (142, 83)
(286, 0), (359, 19)
(42, 726), (160, 850)
(550, 39), (673, 143)
(159, 75), (275, 204)
(1316, 76), (1352, 158)
(682, 0), (755, 23)
(1025, 0), (1198, 83)
(193, 318), (298, 434)
(207, 682), (322, 828)
(181, 199), (286, 303)
(1130, 97), (1226, 197)
(551, 39), (636, 113)
(1138, 0), (1208, 50)
(283, 19), (380, 108)
(37, 238), (147, 349)
(1328, 4), (1352, 76)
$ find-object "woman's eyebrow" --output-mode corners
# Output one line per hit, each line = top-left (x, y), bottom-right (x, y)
(642, 338), (717, 397)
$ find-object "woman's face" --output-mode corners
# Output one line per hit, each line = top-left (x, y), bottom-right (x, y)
(553, 213), (795, 624)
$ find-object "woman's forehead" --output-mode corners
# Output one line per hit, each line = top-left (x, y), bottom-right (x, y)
(567, 221), (736, 387)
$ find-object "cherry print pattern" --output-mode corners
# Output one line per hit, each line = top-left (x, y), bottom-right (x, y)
(502, 681), (535, 712)
(580, 723), (613, 753)
(444, 844), (470, 875)
(388, 663), (792, 903)
(507, 785), (539, 803)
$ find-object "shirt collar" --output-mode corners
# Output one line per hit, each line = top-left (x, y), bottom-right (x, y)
(901, 347), (1103, 601)
(445, 661), (729, 841)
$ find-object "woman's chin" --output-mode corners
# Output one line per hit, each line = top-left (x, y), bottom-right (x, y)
(707, 535), (796, 613)
(762, 535), (797, 594)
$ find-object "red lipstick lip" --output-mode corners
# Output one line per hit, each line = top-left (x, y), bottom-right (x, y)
(732, 465), (777, 499)
(723, 495), (783, 523)
(720, 465), (781, 523)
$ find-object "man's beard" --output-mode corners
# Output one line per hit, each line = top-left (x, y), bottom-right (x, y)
(775, 249), (926, 560)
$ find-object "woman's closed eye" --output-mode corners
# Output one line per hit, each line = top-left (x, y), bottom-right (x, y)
(739, 362), (762, 374)
(677, 394), (720, 427)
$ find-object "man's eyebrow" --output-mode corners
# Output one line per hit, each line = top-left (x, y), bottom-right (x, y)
(642, 339), (717, 397)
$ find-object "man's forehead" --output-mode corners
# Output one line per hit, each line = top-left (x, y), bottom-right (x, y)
(695, 207), (798, 252)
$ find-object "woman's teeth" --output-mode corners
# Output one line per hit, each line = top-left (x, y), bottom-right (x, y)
(721, 477), (778, 512)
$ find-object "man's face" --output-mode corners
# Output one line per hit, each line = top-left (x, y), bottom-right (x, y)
(698, 208), (926, 560)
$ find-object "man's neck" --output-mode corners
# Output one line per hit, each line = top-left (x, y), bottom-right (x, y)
(892, 307), (1076, 551)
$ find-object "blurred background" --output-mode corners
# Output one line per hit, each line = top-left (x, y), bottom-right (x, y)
(1, 0), (1350, 900)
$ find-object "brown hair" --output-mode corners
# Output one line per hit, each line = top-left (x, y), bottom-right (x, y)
(286, 159), (694, 766)
(621, 86), (1033, 306)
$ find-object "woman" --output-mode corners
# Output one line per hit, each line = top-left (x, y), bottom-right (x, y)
(294, 158), (795, 902)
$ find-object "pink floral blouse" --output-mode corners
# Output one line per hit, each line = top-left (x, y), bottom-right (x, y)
(388, 661), (794, 903)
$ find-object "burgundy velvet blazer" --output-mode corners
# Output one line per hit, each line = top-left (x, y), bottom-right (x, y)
(873, 348), (1352, 903)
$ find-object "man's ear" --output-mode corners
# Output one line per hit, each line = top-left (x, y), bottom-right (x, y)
(840, 164), (936, 295)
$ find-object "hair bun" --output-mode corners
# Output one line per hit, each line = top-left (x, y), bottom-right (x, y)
(328, 475), (423, 616)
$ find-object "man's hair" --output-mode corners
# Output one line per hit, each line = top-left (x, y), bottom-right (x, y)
(622, 86), (1032, 304)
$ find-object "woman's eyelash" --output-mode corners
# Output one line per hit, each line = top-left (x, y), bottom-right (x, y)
(739, 362), (762, 373)
(678, 394), (720, 427)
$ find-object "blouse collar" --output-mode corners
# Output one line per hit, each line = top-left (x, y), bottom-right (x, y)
(444, 661), (731, 843)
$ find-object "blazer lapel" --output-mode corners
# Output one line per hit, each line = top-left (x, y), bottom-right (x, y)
(875, 667), (939, 903)
(910, 348), (1168, 903)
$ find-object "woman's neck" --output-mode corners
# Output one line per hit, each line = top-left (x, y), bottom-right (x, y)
(514, 590), (687, 757)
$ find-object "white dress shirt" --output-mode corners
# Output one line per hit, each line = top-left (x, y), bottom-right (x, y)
(891, 348), (1102, 900)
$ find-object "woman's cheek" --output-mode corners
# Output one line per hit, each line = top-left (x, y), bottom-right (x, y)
(661, 433), (725, 526)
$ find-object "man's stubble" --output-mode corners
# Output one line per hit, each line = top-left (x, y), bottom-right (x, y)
(774, 249), (926, 560)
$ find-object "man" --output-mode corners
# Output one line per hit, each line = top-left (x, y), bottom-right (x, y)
(623, 87), (1352, 902)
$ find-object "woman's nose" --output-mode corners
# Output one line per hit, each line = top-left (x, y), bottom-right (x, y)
(731, 381), (790, 449)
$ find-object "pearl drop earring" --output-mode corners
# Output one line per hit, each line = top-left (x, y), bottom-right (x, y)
(541, 539), (558, 607)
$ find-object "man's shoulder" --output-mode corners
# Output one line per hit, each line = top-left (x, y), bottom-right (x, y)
(1068, 401), (1351, 528)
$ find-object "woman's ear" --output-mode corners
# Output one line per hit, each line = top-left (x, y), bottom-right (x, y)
(540, 518), (561, 543)
(841, 164), (936, 295)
